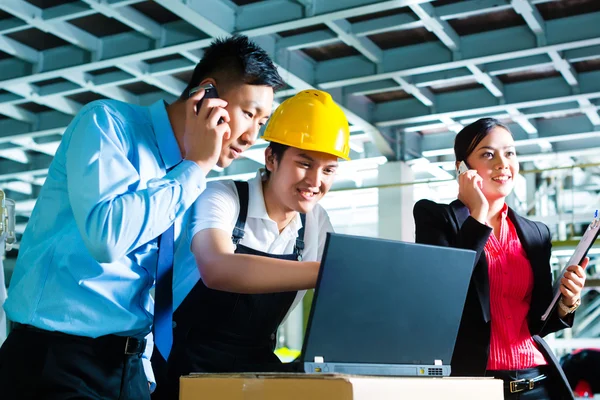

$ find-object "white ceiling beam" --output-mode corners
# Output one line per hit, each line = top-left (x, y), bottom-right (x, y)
(1, 180), (32, 195)
(439, 116), (463, 134)
(118, 62), (185, 97)
(409, 2), (460, 51)
(0, 7), (593, 98)
(180, 49), (204, 63)
(511, 0), (545, 36)
(0, 35), (38, 64)
(81, 0), (163, 40)
(241, 0), (432, 36)
(423, 137), (600, 161)
(375, 71), (600, 127)
(0, 0), (100, 52)
(325, 19), (382, 64)
(13, 198), (36, 215)
(64, 71), (138, 104)
(318, 14), (600, 90)
(3, 79), (83, 119)
(548, 51), (578, 87)
(154, 0), (234, 38)
(393, 76), (434, 107)
(578, 99), (600, 127)
(11, 137), (61, 157)
(467, 64), (504, 98)
(507, 107), (538, 135)
(545, 51), (600, 126)
(0, 169), (48, 183)
(0, 104), (37, 123)
(0, 148), (28, 164)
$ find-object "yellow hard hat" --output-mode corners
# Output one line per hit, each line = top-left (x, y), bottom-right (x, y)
(262, 89), (351, 160)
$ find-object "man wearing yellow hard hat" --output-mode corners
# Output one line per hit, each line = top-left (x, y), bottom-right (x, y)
(150, 90), (350, 399)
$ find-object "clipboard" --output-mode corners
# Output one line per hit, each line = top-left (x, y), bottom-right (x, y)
(541, 215), (600, 321)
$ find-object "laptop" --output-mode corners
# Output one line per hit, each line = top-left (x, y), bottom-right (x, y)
(285, 232), (477, 377)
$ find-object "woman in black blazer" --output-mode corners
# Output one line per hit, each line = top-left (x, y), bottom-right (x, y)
(413, 118), (587, 400)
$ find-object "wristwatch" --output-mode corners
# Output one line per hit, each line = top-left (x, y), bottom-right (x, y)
(558, 297), (581, 314)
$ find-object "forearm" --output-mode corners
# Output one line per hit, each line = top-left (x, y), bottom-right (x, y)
(198, 253), (320, 294)
(73, 161), (205, 263)
(141, 332), (156, 392)
(537, 301), (573, 337)
(455, 216), (493, 257)
(414, 201), (491, 256)
(557, 305), (569, 320)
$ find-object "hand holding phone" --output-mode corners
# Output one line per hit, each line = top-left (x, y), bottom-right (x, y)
(183, 83), (231, 175)
(456, 160), (488, 223)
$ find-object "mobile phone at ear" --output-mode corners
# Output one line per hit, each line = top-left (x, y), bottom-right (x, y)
(188, 84), (223, 123)
(189, 83), (219, 100)
(458, 161), (469, 174)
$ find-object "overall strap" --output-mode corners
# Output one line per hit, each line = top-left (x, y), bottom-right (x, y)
(232, 181), (249, 245)
(294, 213), (306, 260)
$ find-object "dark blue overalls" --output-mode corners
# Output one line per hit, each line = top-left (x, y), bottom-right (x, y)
(152, 181), (306, 399)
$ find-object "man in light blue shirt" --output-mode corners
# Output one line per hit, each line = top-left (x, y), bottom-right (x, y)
(0, 35), (283, 400)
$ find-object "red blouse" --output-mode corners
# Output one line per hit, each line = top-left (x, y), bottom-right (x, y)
(484, 204), (547, 370)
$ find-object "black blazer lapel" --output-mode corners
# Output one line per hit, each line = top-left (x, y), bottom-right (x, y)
(508, 208), (559, 334)
(507, 208), (548, 299)
(449, 200), (491, 323)
(507, 208), (542, 263)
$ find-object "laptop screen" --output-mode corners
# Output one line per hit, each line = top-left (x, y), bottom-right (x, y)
(301, 233), (476, 367)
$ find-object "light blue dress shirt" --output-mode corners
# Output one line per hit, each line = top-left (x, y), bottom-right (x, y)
(4, 99), (206, 386)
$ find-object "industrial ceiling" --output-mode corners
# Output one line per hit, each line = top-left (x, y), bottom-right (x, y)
(0, 0), (599, 238)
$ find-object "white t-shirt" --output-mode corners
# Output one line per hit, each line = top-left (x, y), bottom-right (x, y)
(173, 170), (334, 311)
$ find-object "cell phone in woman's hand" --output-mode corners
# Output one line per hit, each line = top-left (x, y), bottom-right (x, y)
(458, 160), (483, 189)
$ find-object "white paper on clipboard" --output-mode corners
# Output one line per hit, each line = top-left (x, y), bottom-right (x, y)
(541, 216), (600, 321)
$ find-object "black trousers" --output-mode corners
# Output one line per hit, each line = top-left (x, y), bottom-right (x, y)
(0, 325), (151, 400)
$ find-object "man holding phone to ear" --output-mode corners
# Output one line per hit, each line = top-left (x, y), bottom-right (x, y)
(0, 35), (283, 400)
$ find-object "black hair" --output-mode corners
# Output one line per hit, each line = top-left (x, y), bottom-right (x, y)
(454, 117), (512, 162)
(264, 142), (290, 179)
(181, 35), (285, 99)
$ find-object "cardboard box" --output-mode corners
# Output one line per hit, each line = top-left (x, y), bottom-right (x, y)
(180, 373), (504, 400)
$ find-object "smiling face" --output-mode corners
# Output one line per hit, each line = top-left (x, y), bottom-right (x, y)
(265, 146), (338, 215)
(207, 81), (274, 168)
(464, 126), (519, 202)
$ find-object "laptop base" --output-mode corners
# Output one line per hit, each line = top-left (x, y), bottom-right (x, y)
(304, 362), (450, 377)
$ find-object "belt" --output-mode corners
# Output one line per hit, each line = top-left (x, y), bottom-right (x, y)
(508, 374), (547, 393)
(14, 324), (147, 356)
(122, 336), (147, 355)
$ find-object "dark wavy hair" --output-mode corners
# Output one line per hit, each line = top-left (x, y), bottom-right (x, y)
(181, 35), (285, 98)
(454, 117), (512, 162)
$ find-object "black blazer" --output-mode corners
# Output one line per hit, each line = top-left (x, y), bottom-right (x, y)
(413, 199), (574, 377)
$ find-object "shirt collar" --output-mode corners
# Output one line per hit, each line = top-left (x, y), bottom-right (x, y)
(149, 100), (182, 169)
(499, 203), (509, 221)
(247, 169), (303, 234)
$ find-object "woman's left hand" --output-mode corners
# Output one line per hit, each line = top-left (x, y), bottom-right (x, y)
(560, 257), (588, 306)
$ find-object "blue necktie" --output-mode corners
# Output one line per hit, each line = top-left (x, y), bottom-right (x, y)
(154, 223), (174, 360)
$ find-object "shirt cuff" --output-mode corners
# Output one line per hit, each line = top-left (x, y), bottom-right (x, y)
(142, 357), (156, 393)
(169, 160), (207, 209)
